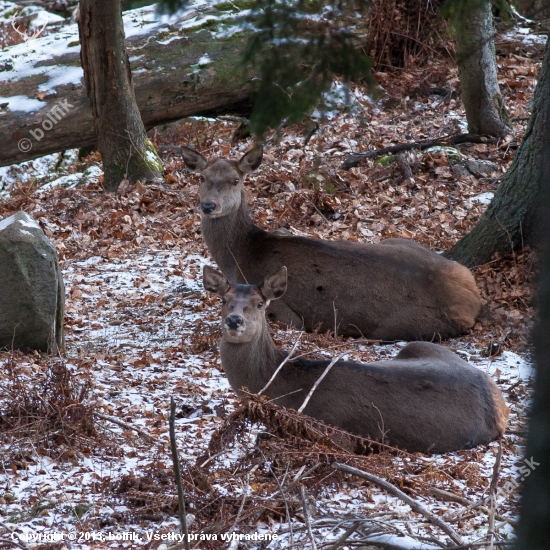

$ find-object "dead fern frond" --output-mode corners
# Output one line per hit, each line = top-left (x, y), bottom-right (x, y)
(209, 392), (402, 457)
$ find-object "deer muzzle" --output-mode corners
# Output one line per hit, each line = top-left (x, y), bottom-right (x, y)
(225, 314), (244, 331)
(201, 202), (217, 215)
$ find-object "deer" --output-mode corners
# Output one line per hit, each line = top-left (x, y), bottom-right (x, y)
(203, 265), (508, 454)
(182, 145), (482, 341)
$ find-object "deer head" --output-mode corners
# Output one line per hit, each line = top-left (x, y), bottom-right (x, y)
(181, 146), (263, 219)
(203, 265), (287, 343)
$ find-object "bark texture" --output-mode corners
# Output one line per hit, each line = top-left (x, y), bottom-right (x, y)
(515, 102), (550, 550)
(446, 39), (550, 268)
(78, 0), (162, 190)
(454, 2), (510, 137)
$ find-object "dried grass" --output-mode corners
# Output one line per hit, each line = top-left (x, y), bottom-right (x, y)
(367, 0), (452, 70)
(0, 353), (97, 465)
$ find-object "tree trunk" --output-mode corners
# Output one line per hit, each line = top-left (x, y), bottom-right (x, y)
(453, 1), (510, 137)
(514, 106), (550, 550)
(446, 39), (550, 268)
(0, 4), (368, 169)
(78, 0), (162, 190)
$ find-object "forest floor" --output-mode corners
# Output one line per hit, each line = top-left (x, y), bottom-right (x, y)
(0, 5), (548, 550)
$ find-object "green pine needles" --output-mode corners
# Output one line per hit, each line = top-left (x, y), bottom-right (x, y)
(243, 0), (372, 136)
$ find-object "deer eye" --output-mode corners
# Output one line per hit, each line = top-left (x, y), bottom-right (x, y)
(221, 298), (226, 305)
(257, 302), (263, 309)
(199, 175), (205, 183)
(233, 178), (239, 185)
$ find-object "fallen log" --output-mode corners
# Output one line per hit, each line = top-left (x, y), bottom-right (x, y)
(340, 133), (498, 170)
(0, 2), (369, 169)
(0, 3), (257, 167)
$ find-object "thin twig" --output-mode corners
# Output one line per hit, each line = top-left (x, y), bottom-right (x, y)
(300, 486), (318, 550)
(258, 447), (293, 546)
(429, 487), (517, 527)
(444, 495), (490, 523)
(169, 397), (190, 550)
(228, 247), (249, 284)
(326, 521), (360, 550)
(259, 333), (302, 394)
(272, 463), (322, 498)
(487, 442), (503, 550)
(229, 474), (249, 534)
(298, 354), (344, 413)
(332, 463), (463, 546)
(94, 411), (155, 443)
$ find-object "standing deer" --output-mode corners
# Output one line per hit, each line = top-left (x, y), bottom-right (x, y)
(203, 265), (508, 454)
(183, 145), (482, 340)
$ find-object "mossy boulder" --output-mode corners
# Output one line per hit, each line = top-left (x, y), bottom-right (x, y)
(0, 212), (64, 352)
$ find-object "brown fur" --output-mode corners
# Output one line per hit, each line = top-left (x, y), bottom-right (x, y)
(203, 265), (509, 454)
(184, 146), (483, 340)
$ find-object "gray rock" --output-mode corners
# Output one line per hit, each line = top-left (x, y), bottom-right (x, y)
(464, 159), (499, 176)
(0, 212), (64, 352)
(451, 164), (471, 178)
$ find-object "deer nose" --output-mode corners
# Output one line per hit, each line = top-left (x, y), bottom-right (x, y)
(225, 315), (243, 330)
(202, 203), (216, 214)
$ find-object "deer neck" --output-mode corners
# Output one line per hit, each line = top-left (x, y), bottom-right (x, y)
(201, 190), (260, 283)
(220, 322), (286, 395)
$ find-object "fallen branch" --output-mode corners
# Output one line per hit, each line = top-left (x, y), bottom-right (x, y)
(94, 411), (154, 443)
(298, 354), (344, 413)
(332, 463), (464, 546)
(428, 487), (472, 506)
(340, 133), (498, 170)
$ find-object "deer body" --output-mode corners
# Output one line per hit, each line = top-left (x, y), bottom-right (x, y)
(185, 146), (482, 340)
(203, 266), (509, 454)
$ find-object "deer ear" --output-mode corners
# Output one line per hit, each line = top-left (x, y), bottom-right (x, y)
(261, 266), (287, 302)
(180, 146), (208, 172)
(238, 145), (263, 173)
(203, 265), (230, 296)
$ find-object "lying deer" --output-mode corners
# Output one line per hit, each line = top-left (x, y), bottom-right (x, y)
(203, 265), (508, 453)
(183, 145), (482, 340)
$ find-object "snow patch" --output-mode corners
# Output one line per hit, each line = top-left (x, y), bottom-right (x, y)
(0, 94), (46, 113)
(312, 81), (363, 120)
(0, 211), (39, 232)
(0, 2), (19, 22)
(197, 54), (212, 66)
(16, 5), (65, 30)
(471, 191), (494, 205)
(39, 173), (82, 190)
(17, 212), (40, 229)
(0, 149), (80, 195)
(0, 213), (15, 231)
(37, 65), (84, 92)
